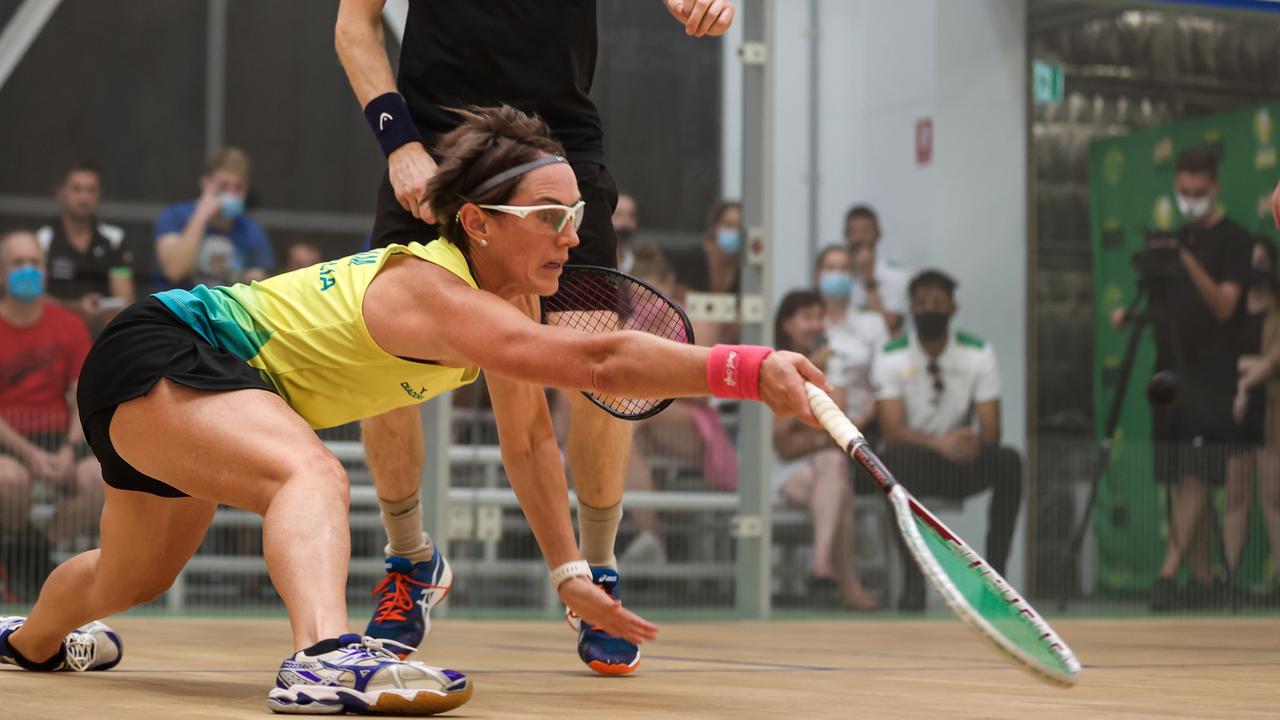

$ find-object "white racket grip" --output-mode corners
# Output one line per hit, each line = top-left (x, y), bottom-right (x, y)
(803, 382), (865, 454)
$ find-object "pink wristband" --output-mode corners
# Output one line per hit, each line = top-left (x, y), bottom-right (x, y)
(706, 345), (774, 401)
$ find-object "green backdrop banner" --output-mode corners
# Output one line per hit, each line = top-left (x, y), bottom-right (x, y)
(1088, 102), (1280, 594)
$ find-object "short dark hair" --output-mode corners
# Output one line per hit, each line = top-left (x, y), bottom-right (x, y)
(425, 105), (566, 253)
(908, 269), (957, 300)
(774, 289), (824, 353)
(62, 160), (99, 180)
(844, 204), (880, 235)
(1175, 146), (1219, 180)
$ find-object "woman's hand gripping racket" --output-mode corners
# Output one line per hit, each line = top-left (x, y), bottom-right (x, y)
(542, 265), (695, 420)
(803, 382), (1082, 686)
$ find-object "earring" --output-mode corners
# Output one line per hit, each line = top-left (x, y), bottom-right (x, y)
(476, 237), (489, 247)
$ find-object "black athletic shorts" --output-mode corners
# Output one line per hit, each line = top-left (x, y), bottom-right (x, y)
(76, 298), (277, 498)
(369, 159), (620, 269)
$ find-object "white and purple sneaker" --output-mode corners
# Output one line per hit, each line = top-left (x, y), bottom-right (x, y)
(267, 633), (472, 715)
(0, 615), (123, 672)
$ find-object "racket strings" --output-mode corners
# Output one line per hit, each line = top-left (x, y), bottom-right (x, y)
(543, 268), (691, 418)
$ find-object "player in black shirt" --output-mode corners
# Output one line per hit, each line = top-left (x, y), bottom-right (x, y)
(36, 164), (135, 335)
(336, 0), (734, 674)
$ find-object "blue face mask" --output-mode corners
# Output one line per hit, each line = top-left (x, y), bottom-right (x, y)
(6, 265), (44, 302)
(818, 271), (853, 299)
(217, 193), (245, 220)
(716, 228), (740, 255)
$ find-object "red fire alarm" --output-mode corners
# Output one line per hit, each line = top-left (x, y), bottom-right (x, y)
(915, 118), (933, 166)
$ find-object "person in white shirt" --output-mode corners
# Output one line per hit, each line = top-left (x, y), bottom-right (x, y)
(871, 269), (1022, 612)
(844, 205), (911, 337)
(814, 245), (889, 432)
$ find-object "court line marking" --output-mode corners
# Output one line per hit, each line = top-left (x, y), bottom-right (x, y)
(480, 642), (839, 671)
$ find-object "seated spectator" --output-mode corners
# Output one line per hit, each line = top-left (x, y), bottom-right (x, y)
(619, 244), (738, 564)
(772, 290), (877, 610)
(612, 191), (638, 273)
(1227, 236), (1280, 604)
(0, 230), (104, 601)
(814, 244), (888, 432)
(844, 204), (911, 337)
(284, 239), (324, 273)
(671, 199), (742, 346)
(36, 162), (134, 335)
(153, 147), (274, 290)
(872, 269), (1021, 612)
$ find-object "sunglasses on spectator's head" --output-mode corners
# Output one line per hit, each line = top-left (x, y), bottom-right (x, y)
(927, 359), (945, 396)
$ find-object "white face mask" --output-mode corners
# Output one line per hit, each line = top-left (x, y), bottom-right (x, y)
(1176, 192), (1213, 221)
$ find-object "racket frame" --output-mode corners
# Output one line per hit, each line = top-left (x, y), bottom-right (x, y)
(804, 382), (1082, 686)
(541, 264), (696, 421)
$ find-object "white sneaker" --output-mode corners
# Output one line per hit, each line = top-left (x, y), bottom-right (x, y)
(0, 616), (123, 672)
(619, 530), (668, 566)
(267, 634), (472, 715)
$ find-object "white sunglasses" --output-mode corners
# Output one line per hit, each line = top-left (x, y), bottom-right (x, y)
(477, 200), (586, 233)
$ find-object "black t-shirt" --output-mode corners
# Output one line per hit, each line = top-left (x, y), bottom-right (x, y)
(1152, 216), (1251, 382)
(399, 1), (603, 163)
(35, 220), (133, 300)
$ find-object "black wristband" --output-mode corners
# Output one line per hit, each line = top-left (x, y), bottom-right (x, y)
(363, 92), (423, 157)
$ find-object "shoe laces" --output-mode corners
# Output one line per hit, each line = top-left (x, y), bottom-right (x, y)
(342, 636), (401, 663)
(63, 633), (97, 671)
(371, 571), (430, 623)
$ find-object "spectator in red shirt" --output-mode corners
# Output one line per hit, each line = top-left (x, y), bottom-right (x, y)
(0, 229), (103, 600)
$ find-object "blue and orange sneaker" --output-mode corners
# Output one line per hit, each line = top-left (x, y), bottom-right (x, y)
(567, 567), (640, 675)
(0, 616), (122, 672)
(364, 553), (452, 658)
(267, 633), (472, 715)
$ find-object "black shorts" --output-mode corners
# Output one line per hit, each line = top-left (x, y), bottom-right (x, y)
(369, 160), (620, 269)
(76, 298), (277, 498)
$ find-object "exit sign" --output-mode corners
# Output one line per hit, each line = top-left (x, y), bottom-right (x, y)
(1033, 60), (1065, 105)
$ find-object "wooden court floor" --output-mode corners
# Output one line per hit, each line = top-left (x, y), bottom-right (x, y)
(1, 616), (1276, 719)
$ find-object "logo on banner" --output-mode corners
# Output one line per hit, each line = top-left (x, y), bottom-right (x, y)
(1256, 108), (1276, 170)
(1103, 148), (1125, 186)
(1152, 195), (1174, 230)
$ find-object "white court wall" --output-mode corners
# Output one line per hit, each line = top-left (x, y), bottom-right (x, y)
(724, 0), (1029, 588)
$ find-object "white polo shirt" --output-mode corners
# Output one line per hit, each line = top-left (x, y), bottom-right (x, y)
(871, 329), (1001, 436)
(851, 257), (911, 317)
(825, 308), (889, 419)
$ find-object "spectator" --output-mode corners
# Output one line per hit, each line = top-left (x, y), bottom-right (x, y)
(672, 200), (741, 347)
(1112, 146), (1252, 610)
(153, 147), (274, 290)
(0, 230), (104, 601)
(772, 290), (877, 610)
(36, 162), (134, 335)
(620, 244), (737, 564)
(872, 269), (1021, 612)
(284, 240), (324, 273)
(1226, 236), (1280, 604)
(814, 244), (888, 432)
(613, 192), (638, 273)
(844, 204), (910, 336)
(675, 199), (741, 296)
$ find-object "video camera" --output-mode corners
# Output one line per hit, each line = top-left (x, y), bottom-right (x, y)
(1130, 230), (1182, 280)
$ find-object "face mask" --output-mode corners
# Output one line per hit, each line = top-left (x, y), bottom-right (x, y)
(1248, 267), (1274, 288)
(818, 271), (853, 299)
(716, 228), (740, 255)
(1175, 193), (1212, 222)
(913, 311), (950, 342)
(217, 193), (245, 220)
(6, 265), (44, 302)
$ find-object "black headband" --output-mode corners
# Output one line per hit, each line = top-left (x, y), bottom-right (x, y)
(466, 155), (568, 197)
